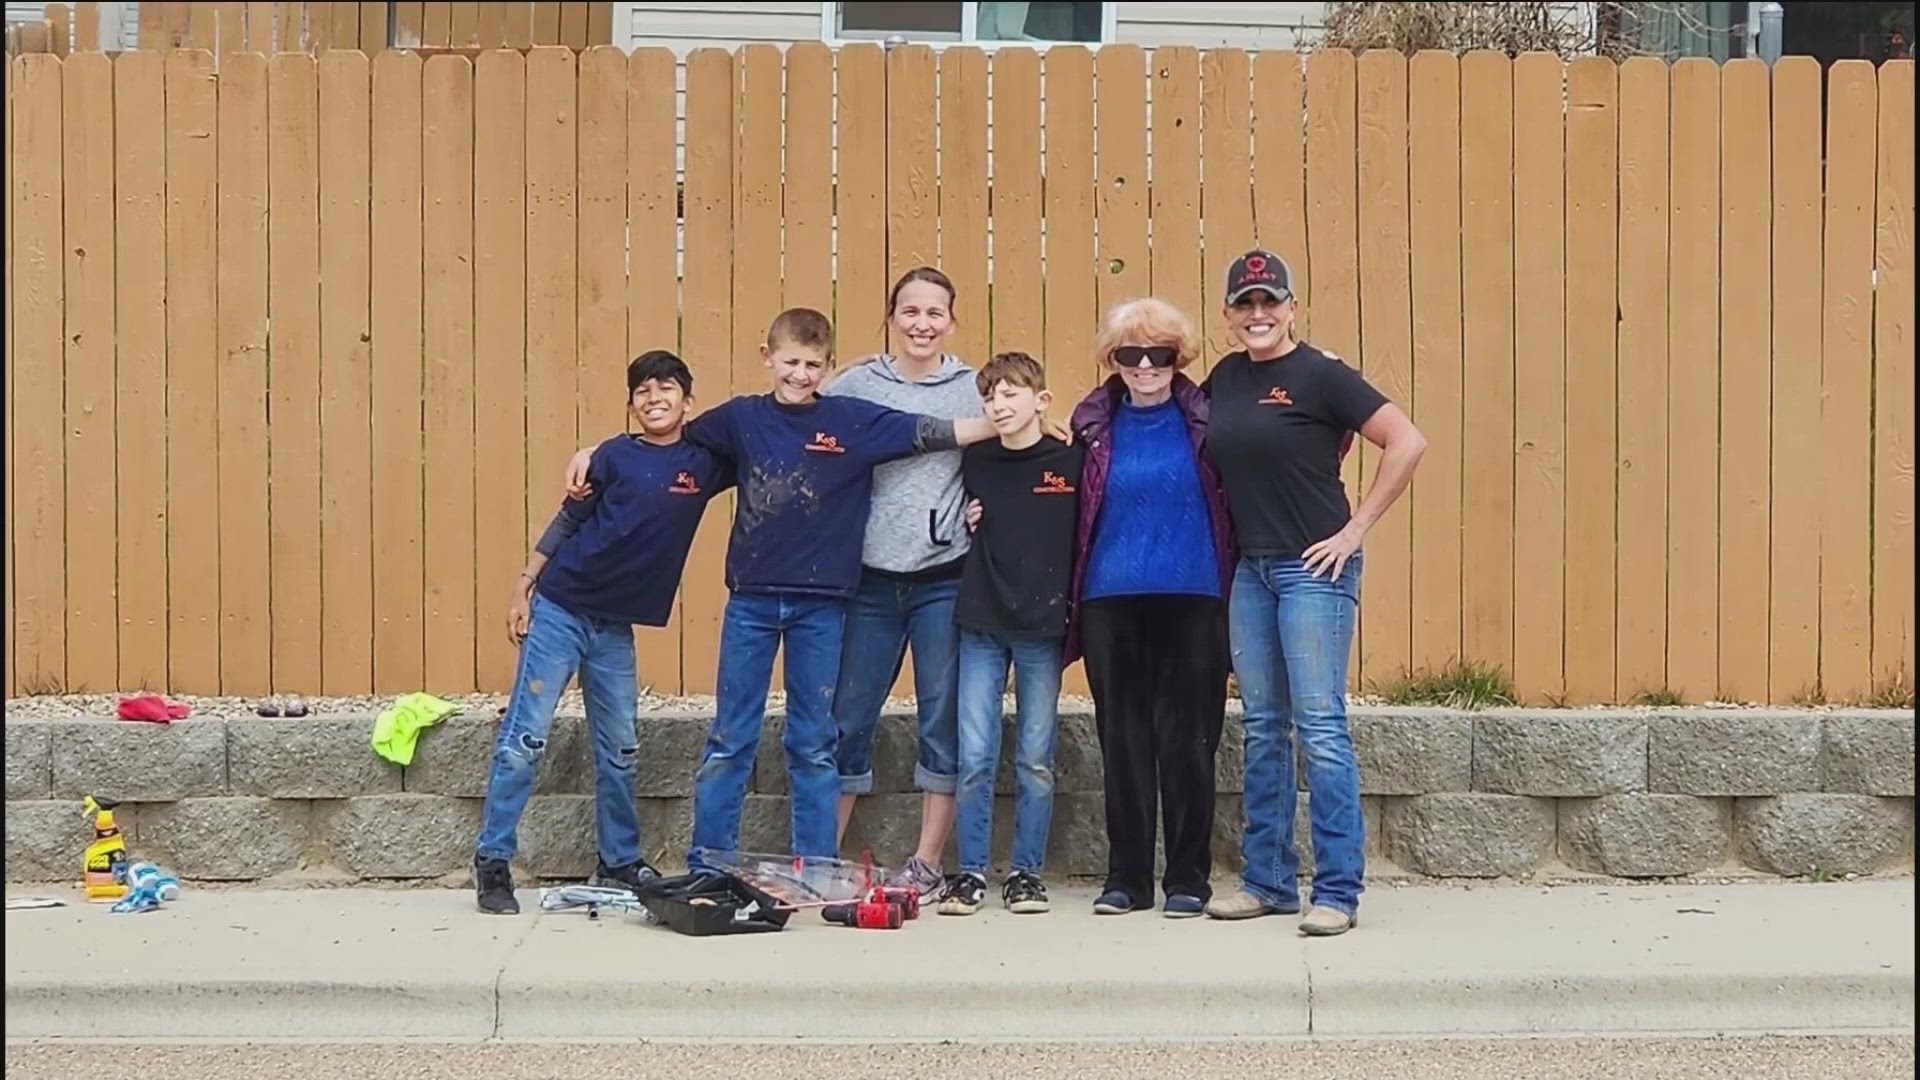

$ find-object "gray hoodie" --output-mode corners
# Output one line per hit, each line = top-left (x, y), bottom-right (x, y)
(824, 354), (985, 575)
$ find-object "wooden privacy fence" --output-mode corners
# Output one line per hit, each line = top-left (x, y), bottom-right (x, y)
(3, 45), (1914, 706)
(5, 2), (614, 55)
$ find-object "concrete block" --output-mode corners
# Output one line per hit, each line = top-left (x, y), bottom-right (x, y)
(759, 713), (923, 796)
(1559, 794), (1730, 877)
(4, 799), (100, 881)
(639, 797), (694, 869)
(635, 717), (709, 798)
(1648, 712), (1820, 795)
(1214, 793), (1385, 881)
(1735, 794), (1913, 877)
(6, 720), (52, 799)
(1355, 712), (1473, 794)
(512, 795), (597, 879)
(1473, 713), (1647, 796)
(1383, 793), (1554, 878)
(316, 794), (483, 879)
(1821, 713), (1916, 796)
(227, 717), (402, 798)
(1004, 710), (1106, 796)
(1214, 716), (1243, 794)
(49, 719), (226, 801)
(136, 798), (308, 880)
(403, 714), (590, 797)
(842, 793), (926, 865)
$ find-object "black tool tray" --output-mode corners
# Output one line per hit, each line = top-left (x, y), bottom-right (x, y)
(636, 872), (792, 936)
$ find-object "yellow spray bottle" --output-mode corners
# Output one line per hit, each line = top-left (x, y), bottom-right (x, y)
(82, 796), (130, 903)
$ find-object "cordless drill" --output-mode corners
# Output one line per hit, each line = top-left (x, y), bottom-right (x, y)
(821, 896), (904, 929)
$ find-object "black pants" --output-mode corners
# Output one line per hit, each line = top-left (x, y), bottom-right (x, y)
(1081, 594), (1230, 904)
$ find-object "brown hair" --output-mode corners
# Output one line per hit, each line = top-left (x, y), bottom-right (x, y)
(766, 306), (835, 354)
(886, 266), (958, 323)
(975, 351), (1047, 397)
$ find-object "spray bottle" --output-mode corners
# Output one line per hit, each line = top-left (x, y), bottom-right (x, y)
(82, 796), (130, 903)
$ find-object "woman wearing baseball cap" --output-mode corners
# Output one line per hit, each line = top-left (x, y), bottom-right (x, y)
(1201, 249), (1427, 936)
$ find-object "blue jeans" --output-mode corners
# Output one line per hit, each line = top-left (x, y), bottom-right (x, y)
(955, 628), (1064, 876)
(476, 592), (642, 869)
(833, 571), (962, 795)
(690, 590), (847, 868)
(1228, 554), (1365, 917)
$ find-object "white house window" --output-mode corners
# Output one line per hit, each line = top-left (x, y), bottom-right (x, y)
(827, 3), (1112, 45)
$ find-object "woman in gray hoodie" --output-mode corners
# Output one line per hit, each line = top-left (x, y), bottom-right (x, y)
(827, 267), (985, 893)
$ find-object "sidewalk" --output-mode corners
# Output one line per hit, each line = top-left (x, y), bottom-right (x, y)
(5, 880), (1912, 1041)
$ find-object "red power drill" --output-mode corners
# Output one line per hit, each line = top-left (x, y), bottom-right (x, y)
(822, 895), (904, 929)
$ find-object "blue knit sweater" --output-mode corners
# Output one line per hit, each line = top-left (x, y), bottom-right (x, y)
(1082, 397), (1221, 601)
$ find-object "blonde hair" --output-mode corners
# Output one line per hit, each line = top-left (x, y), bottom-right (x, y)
(1092, 297), (1201, 372)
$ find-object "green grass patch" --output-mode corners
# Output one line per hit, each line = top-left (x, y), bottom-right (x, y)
(1629, 686), (1687, 708)
(1367, 660), (1517, 711)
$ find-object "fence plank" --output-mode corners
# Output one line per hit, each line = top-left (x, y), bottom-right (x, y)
(504, 2), (532, 49)
(165, 51), (220, 692)
(578, 46), (627, 444)
(267, 54), (322, 693)
(5, 53), (15, 694)
(361, 1), (389, 50)
(679, 48), (733, 694)
(1563, 57), (1618, 703)
(472, 50), (526, 691)
(626, 46), (680, 689)
(370, 51), (425, 692)
(1718, 59), (1771, 703)
(1820, 61), (1878, 702)
(1097, 44), (1148, 323)
(62, 52), (116, 692)
(1874, 60), (1916, 687)
(422, 54), (476, 693)
(307, 3), (333, 51)
(1044, 46), (1096, 392)
(246, 2), (273, 50)
(425, 1), (452, 48)
(1667, 59), (1720, 701)
(451, 2), (479, 48)
(587, 3), (611, 47)
(318, 50), (373, 693)
(885, 43), (936, 291)
(1251, 51), (1308, 329)
(781, 43), (831, 316)
(1200, 47), (1252, 369)
(836, 43), (885, 358)
(1150, 46), (1202, 352)
(13, 58), (66, 691)
(533, 2), (561, 46)
(215, 53), (272, 695)
(48, 3), (71, 56)
(1511, 52), (1566, 702)
(1458, 50), (1514, 675)
(278, 3), (306, 53)
(395, 2), (423, 48)
(331, 1), (360, 51)
(76, 2), (99, 50)
(1615, 57), (1670, 700)
(1408, 50), (1462, 674)
(525, 47), (577, 569)
(940, 45), (989, 367)
(990, 46), (1040, 358)
(214, 2), (241, 54)
(559, 2), (587, 49)
(1355, 49), (1413, 686)
(734, 43), (782, 371)
(473, 2), (503, 48)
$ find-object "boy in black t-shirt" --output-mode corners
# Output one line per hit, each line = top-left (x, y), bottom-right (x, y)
(939, 353), (1086, 916)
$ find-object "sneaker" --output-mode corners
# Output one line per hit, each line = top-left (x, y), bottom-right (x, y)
(474, 857), (519, 915)
(1092, 889), (1141, 915)
(588, 859), (660, 895)
(1299, 905), (1356, 937)
(937, 872), (987, 916)
(1205, 887), (1295, 921)
(887, 855), (945, 897)
(1163, 894), (1206, 919)
(1002, 871), (1050, 914)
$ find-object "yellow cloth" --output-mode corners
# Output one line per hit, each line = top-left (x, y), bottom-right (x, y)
(370, 693), (462, 766)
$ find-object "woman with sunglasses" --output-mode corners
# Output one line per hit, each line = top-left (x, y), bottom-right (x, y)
(1059, 297), (1238, 919)
(1200, 250), (1426, 937)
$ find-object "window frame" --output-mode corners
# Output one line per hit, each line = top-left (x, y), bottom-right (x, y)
(820, 2), (1118, 50)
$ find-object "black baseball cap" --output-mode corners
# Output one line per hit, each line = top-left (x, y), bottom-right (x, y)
(1224, 249), (1295, 304)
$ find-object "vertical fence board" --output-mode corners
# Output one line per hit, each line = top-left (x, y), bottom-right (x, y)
(577, 46), (627, 445)
(836, 43), (885, 358)
(360, 1), (389, 50)
(1667, 59), (1720, 701)
(332, 1), (361, 51)
(939, 45), (989, 367)
(5, 57), (15, 694)
(451, 2), (480, 48)
(422, 55), (475, 693)
(533, 1), (561, 45)
(1563, 57), (1618, 703)
(1408, 50), (1462, 673)
(1043, 46), (1096, 392)
(48, 3), (72, 56)
(165, 51), (220, 692)
(14, 57), (66, 692)
(278, 2), (306, 53)
(989, 46), (1040, 357)
(63, 52), (117, 691)
(247, 2), (274, 50)
(1458, 50), (1514, 675)
(733, 43), (781, 374)
(1718, 59), (1771, 703)
(77, 2), (99, 51)
(395, 2), (424, 48)
(317, 50), (372, 693)
(424, 1), (452, 47)
(504, 2), (533, 49)
(587, 3), (611, 48)
(1511, 52), (1566, 702)
(1615, 57), (1670, 700)
(1097, 45), (1148, 324)
(524, 47), (577, 565)
(472, 50), (526, 690)
(215, 53), (272, 695)
(1874, 60), (1916, 686)
(112, 53), (168, 689)
(1200, 47), (1252, 368)
(1150, 46), (1202, 352)
(1251, 51), (1308, 330)
(559, 2), (587, 50)
(885, 44), (937, 292)
(782, 43), (831, 315)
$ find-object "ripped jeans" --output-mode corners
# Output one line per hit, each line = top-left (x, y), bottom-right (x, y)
(476, 591), (643, 870)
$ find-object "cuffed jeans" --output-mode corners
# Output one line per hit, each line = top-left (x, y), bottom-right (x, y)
(955, 628), (1064, 876)
(476, 592), (642, 869)
(690, 591), (847, 869)
(833, 570), (962, 795)
(1228, 554), (1365, 917)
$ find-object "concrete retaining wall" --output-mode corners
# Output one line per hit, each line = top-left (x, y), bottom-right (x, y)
(5, 706), (1912, 883)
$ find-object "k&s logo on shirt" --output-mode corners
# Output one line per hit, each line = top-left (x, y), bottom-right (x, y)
(1259, 386), (1294, 406)
(669, 470), (702, 495)
(805, 432), (847, 454)
(1032, 470), (1077, 495)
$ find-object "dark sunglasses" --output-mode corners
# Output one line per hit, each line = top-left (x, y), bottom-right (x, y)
(1111, 345), (1180, 368)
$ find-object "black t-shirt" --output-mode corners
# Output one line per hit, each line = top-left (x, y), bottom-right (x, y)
(956, 436), (1086, 638)
(1203, 344), (1390, 557)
